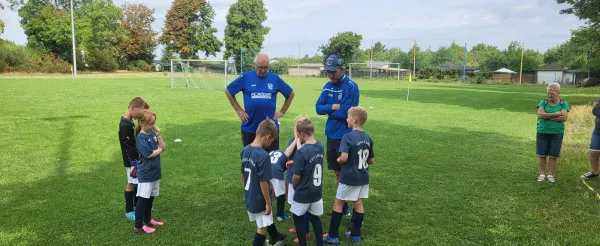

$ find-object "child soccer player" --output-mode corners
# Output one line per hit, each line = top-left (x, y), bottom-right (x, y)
(269, 138), (298, 222)
(241, 118), (288, 246)
(290, 116), (325, 246)
(119, 97), (149, 220)
(133, 110), (165, 234)
(286, 116), (311, 243)
(323, 106), (374, 244)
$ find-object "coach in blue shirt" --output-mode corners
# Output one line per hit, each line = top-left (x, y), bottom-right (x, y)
(225, 53), (295, 152)
(316, 54), (360, 190)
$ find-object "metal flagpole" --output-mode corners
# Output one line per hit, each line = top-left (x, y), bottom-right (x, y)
(70, 0), (77, 81)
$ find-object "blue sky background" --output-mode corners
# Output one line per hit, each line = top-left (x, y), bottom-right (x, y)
(0, 0), (586, 59)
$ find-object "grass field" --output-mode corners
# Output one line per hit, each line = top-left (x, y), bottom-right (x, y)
(3, 74), (600, 245)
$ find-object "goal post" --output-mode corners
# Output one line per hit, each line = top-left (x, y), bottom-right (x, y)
(349, 63), (402, 81)
(170, 59), (229, 90)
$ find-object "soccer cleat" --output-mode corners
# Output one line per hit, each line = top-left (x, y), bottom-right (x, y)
(345, 207), (351, 217)
(322, 234), (340, 245)
(344, 232), (361, 243)
(269, 233), (288, 245)
(293, 233), (310, 243)
(581, 172), (599, 179)
(125, 211), (135, 221)
(148, 219), (164, 227)
(133, 225), (156, 234)
(289, 228), (296, 233)
(277, 214), (290, 221)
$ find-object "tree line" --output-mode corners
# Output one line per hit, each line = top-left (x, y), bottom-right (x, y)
(0, 0), (597, 75)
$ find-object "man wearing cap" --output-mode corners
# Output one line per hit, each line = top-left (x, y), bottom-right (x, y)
(315, 54), (360, 216)
(225, 53), (295, 152)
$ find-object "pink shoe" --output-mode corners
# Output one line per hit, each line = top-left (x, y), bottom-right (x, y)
(149, 219), (164, 226)
(133, 225), (156, 234)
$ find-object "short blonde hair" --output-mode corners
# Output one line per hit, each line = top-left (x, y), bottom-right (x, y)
(295, 116), (314, 137)
(348, 106), (368, 126)
(547, 83), (560, 92)
(256, 118), (279, 140)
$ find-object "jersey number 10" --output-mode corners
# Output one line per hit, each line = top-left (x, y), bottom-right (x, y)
(358, 149), (370, 170)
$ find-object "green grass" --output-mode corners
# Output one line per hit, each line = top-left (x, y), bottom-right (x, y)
(3, 74), (600, 245)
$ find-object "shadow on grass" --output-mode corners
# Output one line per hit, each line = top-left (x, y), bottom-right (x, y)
(362, 86), (598, 114)
(2, 118), (600, 245)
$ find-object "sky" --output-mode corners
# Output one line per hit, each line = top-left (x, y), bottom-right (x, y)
(0, 0), (586, 59)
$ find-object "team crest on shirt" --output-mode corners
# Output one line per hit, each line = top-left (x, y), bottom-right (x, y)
(338, 93), (343, 100)
(153, 136), (158, 142)
(268, 83), (273, 90)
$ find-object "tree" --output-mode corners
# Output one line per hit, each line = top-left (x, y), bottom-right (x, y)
(480, 52), (507, 71)
(556, 0), (600, 72)
(121, 3), (157, 64)
(557, 0), (600, 25)
(160, 46), (178, 63)
(469, 43), (501, 67)
(160, 0), (222, 59)
(223, 0), (269, 72)
(318, 31), (363, 66)
(0, 2), (5, 34)
(407, 45), (434, 69)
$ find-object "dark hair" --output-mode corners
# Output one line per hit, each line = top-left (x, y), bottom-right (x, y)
(129, 97), (149, 109)
(256, 118), (279, 140)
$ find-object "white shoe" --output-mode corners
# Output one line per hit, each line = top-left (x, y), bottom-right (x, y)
(547, 175), (556, 183)
(537, 174), (546, 182)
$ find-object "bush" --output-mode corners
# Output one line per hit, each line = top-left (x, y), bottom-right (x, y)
(88, 49), (118, 72)
(0, 60), (8, 73)
(0, 40), (71, 73)
(269, 60), (288, 75)
(127, 60), (152, 72)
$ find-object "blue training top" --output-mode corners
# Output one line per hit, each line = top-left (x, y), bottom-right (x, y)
(227, 71), (294, 133)
(315, 75), (360, 139)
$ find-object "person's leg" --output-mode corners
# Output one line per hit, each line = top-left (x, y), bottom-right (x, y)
(590, 150), (600, 174)
(309, 213), (323, 246)
(350, 199), (365, 239)
(125, 182), (136, 214)
(536, 133), (549, 178)
(327, 199), (345, 238)
(548, 134), (564, 178)
(586, 131), (600, 178)
(254, 227), (267, 246)
(242, 130), (255, 147)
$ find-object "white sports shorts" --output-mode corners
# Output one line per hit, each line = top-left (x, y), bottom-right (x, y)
(336, 183), (369, 201)
(136, 180), (160, 199)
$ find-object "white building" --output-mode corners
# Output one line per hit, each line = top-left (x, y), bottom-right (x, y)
(537, 64), (577, 84)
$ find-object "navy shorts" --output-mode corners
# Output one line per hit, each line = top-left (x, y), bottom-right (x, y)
(590, 131), (600, 151)
(326, 138), (342, 171)
(536, 133), (564, 158)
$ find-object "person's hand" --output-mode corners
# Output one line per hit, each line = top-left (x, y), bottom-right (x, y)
(154, 126), (161, 136)
(274, 111), (285, 120)
(293, 125), (298, 139)
(332, 104), (341, 111)
(264, 204), (272, 215)
(236, 110), (249, 123)
(286, 160), (294, 168)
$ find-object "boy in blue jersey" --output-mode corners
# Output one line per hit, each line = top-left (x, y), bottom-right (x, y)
(241, 118), (288, 246)
(289, 116), (325, 246)
(269, 138), (298, 222)
(323, 106), (374, 244)
(316, 54), (360, 217)
(226, 53), (295, 152)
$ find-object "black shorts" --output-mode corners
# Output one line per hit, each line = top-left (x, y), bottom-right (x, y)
(241, 130), (279, 153)
(327, 137), (342, 171)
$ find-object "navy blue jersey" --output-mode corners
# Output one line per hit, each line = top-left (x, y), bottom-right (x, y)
(226, 71), (294, 133)
(285, 137), (297, 183)
(269, 150), (288, 180)
(136, 131), (162, 183)
(241, 145), (272, 213)
(291, 142), (325, 203)
(315, 75), (360, 140)
(339, 130), (374, 186)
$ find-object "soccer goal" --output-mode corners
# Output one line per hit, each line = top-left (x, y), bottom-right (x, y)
(349, 63), (403, 81)
(170, 59), (228, 90)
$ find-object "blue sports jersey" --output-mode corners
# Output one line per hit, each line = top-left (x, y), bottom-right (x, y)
(269, 150), (288, 180)
(285, 137), (297, 184)
(339, 130), (374, 186)
(241, 145), (272, 213)
(315, 75), (360, 140)
(291, 142), (325, 203)
(136, 131), (162, 183)
(227, 71), (294, 133)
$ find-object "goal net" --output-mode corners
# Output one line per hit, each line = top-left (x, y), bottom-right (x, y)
(349, 63), (404, 81)
(170, 59), (228, 90)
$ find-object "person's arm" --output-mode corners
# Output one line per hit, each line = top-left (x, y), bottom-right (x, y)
(316, 85), (334, 115)
(119, 123), (137, 163)
(225, 75), (249, 122)
(551, 110), (569, 122)
(537, 106), (560, 119)
(241, 173), (245, 188)
(155, 127), (166, 151)
(292, 174), (301, 189)
(367, 139), (374, 165)
(337, 152), (348, 164)
(593, 100), (600, 118)
(137, 135), (162, 159)
(275, 77), (295, 120)
(284, 139), (297, 158)
(291, 153), (303, 189)
(329, 86), (355, 120)
(260, 181), (272, 215)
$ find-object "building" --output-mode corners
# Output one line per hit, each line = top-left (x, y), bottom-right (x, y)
(537, 64), (577, 84)
(288, 63), (323, 76)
